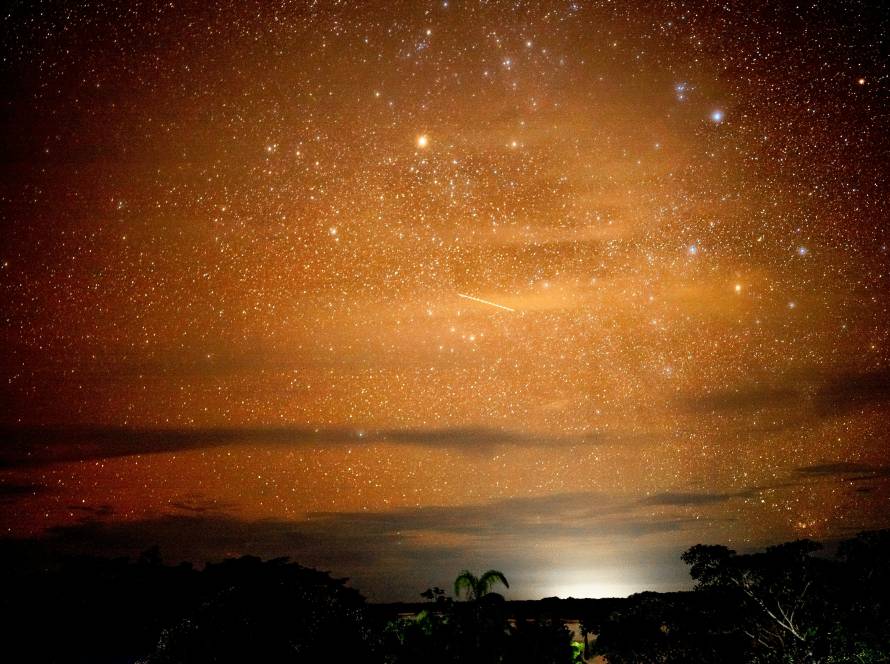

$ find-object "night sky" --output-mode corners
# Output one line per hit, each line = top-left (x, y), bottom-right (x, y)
(1, 0), (889, 601)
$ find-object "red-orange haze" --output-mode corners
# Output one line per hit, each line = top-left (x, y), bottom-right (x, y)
(1, 0), (888, 600)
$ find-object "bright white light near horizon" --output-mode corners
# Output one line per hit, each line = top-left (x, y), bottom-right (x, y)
(710, 109), (724, 123)
(546, 579), (641, 599)
(416, 134), (429, 148)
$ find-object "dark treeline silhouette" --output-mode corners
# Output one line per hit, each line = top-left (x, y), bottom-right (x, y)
(2, 547), (372, 663)
(1, 530), (887, 662)
(588, 529), (890, 663)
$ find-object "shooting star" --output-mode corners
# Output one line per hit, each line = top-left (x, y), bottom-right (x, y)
(457, 293), (516, 312)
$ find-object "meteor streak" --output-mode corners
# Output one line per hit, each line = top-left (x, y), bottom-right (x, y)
(457, 293), (515, 312)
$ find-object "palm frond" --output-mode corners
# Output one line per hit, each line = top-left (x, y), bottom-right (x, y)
(454, 570), (479, 599)
(479, 569), (509, 595)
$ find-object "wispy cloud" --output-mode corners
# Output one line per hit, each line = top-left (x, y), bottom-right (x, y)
(0, 482), (44, 499)
(0, 425), (642, 468)
(0, 491), (698, 599)
(639, 491), (739, 507)
(795, 463), (890, 481)
(677, 366), (890, 420)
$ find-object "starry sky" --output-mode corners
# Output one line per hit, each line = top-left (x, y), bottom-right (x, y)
(1, 0), (889, 601)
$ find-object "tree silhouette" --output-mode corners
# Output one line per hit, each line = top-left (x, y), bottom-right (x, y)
(681, 539), (830, 659)
(4, 532), (888, 663)
(453, 569), (510, 601)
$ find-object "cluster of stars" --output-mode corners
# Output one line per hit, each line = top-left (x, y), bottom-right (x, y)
(0, 0), (887, 598)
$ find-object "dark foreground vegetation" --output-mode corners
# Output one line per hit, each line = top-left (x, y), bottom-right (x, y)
(1, 530), (888, 663)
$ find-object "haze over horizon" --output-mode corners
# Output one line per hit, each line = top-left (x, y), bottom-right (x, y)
(1, 0), (889, 602)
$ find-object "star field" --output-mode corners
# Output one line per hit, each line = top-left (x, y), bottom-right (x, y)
(1, 0), (889, 600)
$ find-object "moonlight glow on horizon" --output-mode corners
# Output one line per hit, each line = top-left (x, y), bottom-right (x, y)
(0, 0), (888, 602)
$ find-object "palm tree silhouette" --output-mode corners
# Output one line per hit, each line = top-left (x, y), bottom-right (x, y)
(453, 569), (510, 601)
